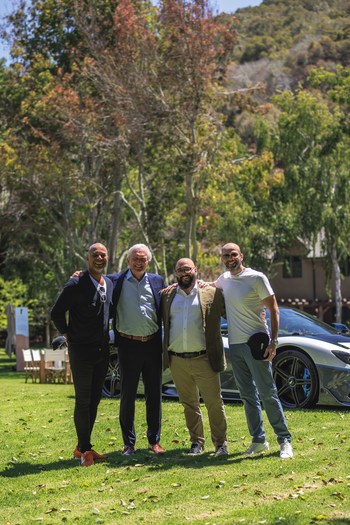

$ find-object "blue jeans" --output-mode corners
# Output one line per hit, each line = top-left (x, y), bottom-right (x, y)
(229, 343), (291, 444)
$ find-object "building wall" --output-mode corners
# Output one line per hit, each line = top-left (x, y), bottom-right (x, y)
(270, 256), (350, 324)
(271, 258), (325, 301)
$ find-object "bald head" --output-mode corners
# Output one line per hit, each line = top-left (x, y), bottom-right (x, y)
(87, 243), (108, 278)
(221, 243), (241, 255)
(88, 242), (108, 255)
(175, 258), (195, 270)
(221, 242), (244, 275)
(174, 258), (197, 292)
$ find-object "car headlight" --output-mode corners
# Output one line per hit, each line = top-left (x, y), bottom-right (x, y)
(332, 350), (350, 365)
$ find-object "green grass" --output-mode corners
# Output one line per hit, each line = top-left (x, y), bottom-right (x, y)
(1, 349), (350, 525)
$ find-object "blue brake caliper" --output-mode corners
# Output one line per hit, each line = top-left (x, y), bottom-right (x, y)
(303, 368), (311, 398)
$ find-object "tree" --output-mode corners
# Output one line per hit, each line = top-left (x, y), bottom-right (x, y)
(156, 0), (236, 261)
(273, 78), (350, 321)
(1, 0), (258, 335)
(65, 0), (237, 267)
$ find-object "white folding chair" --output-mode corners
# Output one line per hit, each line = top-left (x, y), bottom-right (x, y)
(42, 349), (71, 384)
(31, 349), (41, 383)
(22, 349), (40, 383)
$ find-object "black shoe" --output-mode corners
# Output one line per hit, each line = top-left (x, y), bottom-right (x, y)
(122, 446), (135, 456)
(215, 444), (228, 456)
(187, 443), (203, 455)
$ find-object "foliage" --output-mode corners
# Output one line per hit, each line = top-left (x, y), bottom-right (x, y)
(1, 0), (237, 279)
(0, 277), (30, 331)
(308, 65), (350, 106)
(271, 74), (350, 320)
(1, 0), (350, 330)
(233, 0), (350, 68)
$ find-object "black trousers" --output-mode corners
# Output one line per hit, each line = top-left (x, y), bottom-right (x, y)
(69, 345), (109, 453)
(118, 336), (162, 448)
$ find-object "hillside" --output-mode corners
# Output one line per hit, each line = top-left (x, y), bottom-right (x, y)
(221, 0), (350, 96)
(235, 0), (350, 65)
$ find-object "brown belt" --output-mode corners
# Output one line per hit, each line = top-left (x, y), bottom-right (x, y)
(119, 332), (157, 343)
(168, 350), (206, 358)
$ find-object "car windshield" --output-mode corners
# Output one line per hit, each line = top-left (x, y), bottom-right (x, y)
(269, 308), (339, 337)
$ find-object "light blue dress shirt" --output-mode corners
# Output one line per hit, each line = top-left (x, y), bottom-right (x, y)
(116, 270), (159, 336)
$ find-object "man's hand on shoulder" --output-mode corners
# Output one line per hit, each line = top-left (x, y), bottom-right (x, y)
(161, 283), (177, 294)
(70, 270), (83, 279)
(197, 280), (215, 289)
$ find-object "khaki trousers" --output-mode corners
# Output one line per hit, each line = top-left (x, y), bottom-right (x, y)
(169, 353), (227, 448)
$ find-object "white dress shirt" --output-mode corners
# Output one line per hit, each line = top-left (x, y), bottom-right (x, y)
(169, 284), (206, 353)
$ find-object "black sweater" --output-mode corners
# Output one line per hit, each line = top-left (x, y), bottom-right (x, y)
(51, 270), (113, 348)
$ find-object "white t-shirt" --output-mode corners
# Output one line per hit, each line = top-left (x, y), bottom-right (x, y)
(215, 268), (273, 344)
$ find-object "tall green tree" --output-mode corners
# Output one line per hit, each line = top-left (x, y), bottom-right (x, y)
(273, 76), (350, 321)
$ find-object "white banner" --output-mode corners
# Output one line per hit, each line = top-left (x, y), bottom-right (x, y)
(15, 307), (29, 337)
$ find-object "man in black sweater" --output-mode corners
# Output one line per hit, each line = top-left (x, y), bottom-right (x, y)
(51, 243), (113, 466)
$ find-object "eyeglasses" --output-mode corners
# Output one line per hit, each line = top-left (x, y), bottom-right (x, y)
(222, 253), (239, 259)
(174, 266), (195, 275)
(99, 286), (106, 303)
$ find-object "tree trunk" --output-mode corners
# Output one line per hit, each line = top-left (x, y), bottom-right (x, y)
(331, 244), (342, 323)
(185, 168), (196, 260)
(161, 238), (168, 284)
(108, 163), (123, 271)
(46, 315), (51, 347)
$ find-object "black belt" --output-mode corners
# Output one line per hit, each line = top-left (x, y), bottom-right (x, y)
(168, 350), (206, 358)
(119, 332), (157, 342)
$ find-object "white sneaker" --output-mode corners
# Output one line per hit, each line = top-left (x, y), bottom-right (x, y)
(280, 439), (293, 459)
(244, 441), (269, 455)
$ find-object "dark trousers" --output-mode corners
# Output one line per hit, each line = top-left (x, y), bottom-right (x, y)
(118, 336), (162, 448)
(69, 345), (109, 453)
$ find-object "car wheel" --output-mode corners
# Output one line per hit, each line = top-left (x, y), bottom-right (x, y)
(102, 348), (120, 398)
(272, 349), (319, 409)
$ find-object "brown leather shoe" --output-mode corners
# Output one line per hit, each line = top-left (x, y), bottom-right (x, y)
(74, 447), (108, 460)
(80, 451), (94, 467)
(149, 443), (165, 454)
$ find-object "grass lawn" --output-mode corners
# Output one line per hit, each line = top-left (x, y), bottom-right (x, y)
(1, 349), (350, 525)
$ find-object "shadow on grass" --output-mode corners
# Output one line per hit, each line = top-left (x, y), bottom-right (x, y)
(326, 521), (350, 525)
(271, 516), (350, 525)
(0, 447), (281, 478)
(0, 353), (20, 378)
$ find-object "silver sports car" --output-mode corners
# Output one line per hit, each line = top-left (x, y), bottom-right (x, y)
(103, 307), (350, 409)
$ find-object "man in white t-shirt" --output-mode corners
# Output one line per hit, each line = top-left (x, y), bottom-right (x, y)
(215, 242), (293, 459)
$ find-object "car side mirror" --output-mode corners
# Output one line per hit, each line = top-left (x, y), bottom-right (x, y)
(332, 323), (349, 334)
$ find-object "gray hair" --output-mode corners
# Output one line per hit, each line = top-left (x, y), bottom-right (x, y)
(127, 243), (152, 262)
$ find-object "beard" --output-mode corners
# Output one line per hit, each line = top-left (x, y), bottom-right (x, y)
(178, 274), (195, 289)
(225, 259), (241, 271)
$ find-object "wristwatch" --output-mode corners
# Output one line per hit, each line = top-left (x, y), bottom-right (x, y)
(270, 339), (279, 345)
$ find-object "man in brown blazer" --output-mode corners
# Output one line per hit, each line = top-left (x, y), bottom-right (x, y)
(161, 258), (228, 456)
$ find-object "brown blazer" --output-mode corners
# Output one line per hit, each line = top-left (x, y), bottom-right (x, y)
(161, 285), (226, 373)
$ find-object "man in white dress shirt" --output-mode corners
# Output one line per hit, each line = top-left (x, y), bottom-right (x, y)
(161, 258), (228, 456)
